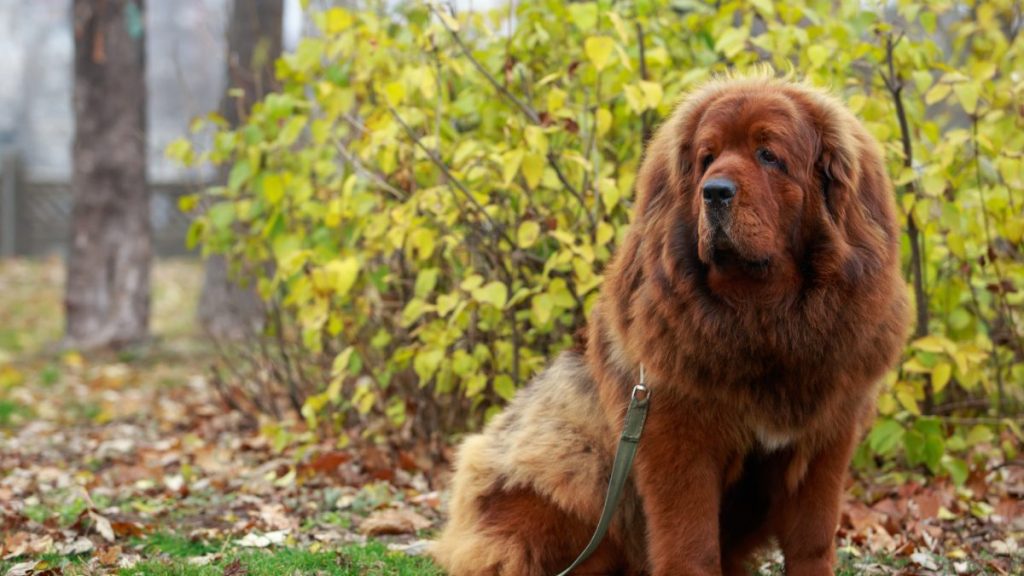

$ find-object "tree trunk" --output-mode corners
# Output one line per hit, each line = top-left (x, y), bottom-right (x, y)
(66, 0), (150, 350)
(198, 0), (283, 340)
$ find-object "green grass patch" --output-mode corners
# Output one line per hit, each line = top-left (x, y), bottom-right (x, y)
(133, 532), (223, 558)
(0, 398), (33, 428)
(120, 544), (442, 576)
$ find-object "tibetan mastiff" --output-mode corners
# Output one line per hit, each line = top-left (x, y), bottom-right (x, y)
(433, 76), (910, 576)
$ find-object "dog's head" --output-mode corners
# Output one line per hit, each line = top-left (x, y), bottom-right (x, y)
(636, 76), (891, 302)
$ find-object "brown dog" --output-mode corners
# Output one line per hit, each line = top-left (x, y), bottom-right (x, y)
(433, 76), (910, 576)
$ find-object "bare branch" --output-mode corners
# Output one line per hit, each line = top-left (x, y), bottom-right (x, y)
(881, 31), (931, 412)
(386, 104), (514, 248)
(430, 3), (541, 124)
(331, 138), (408, 200)
(429, 3), (586, 203)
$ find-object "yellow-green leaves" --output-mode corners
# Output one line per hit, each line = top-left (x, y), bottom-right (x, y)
(383, 81), (406, 106)
(624, 81), (663, 113)
(262, 173), (285, 205)
(715, 28), (748, 58)
(952, 81), (980, 115)
(471, 282), (508, 310)
(517, 221), (541, 248)
(521, 153), (545, 188)
(322, 257), (360, 297)
(595, 108), (612, 136)
(178, 0), (1024, 477)
(807, 45), (829, 68)
(584, 36), (614, 71)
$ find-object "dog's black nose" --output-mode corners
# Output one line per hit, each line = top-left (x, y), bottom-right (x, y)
(702, 178), (736, 204)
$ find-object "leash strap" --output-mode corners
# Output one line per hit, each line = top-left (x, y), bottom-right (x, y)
(554, 374), (650, 576)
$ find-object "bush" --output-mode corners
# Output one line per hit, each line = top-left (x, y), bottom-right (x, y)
(170, 0), (1023, 478)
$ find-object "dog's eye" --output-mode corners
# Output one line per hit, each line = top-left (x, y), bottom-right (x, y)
(757, 148), (782, 169)
(701, 154), (714, 172)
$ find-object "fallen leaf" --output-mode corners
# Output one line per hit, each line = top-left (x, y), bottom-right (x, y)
(90, 511), (115, 542)
(4, 561), (40, 576)
(221, 558), (248, 576)
(359, 508), (431, 536)
(188, 553), (221, 566)
(387, 539), (431, 556)
(56, 537), (93, 555)
(308, 451), (351, 473)
(236, 530), (288, 548)
(96, 545), (121, 565)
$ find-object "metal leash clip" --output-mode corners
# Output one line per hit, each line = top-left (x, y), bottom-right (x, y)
(631, 364), (649, 402)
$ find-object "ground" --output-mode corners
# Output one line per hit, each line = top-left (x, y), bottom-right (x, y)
(0, 258), (1021, 575)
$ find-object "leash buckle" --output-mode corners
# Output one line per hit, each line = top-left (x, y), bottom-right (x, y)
(631, 364), (649, 402)
(631, 384), (649, 402)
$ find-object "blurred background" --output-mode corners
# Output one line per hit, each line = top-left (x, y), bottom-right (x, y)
(0, 1), (1021, 574)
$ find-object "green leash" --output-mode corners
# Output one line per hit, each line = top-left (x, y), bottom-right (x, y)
(555, 366), (651, 576)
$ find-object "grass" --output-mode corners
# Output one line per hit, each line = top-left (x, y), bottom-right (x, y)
(0, 543), (442, 576)
(119, 544), (443, 576)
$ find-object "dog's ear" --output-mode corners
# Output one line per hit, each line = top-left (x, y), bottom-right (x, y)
(811, 100), (861, 223)
(801, 87), (897, 281)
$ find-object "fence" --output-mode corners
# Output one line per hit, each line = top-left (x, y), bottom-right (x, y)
(0, 150), (199, 258)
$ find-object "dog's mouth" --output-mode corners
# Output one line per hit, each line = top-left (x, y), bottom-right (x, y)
(708, 231), (772, 277)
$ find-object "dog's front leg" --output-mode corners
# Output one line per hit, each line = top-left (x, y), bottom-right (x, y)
(775, 422), (859, 576)
(633, 399), (727, 576)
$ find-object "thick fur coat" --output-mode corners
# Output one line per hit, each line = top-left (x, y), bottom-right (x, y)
(433, 77), (910, 576)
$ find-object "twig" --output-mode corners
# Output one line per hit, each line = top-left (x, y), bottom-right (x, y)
(636, 21), (653, 145)
(430, 3), (540, 124)
(331, 137), (407, 200)
(881, 32), (932, 412)
(386, 104), (515, 248)
(429, 2), (585, 203)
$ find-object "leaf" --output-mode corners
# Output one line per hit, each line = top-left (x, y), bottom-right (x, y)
(521, 153), (545, 188)
(464, 374), (487, 397)
(568, 2), (598, 30)
(227, 160), (252, 191)
(584, 36), (615, 71)
(896, 385), (921, 416)
(624, 84), (645, 113)
(414, 268), (439, 298)
(383, 81), (406, 106)
(942, 456), (969, 486)
(867, 418), (904, 455)
(639, 81), (663, 109)
(472, 282), (508, 309)
(599, 178), (620, 210)
(807, 45), (830, 68)
(502, 149), (525, 185)
(237, 530), (288, 548)
(493, 375), (516, 401)
(595, 108), (612, 136)
(414, 349), (445, 383)
(714, 28), (748, 58)
(325, 257), (360, 297)
(331, 347), (355, 378)
(359, 509), (431, 536)
(517, 221), (541, 248)
(953, 81), (980, 114)
(278, 116), (306, 146)
(531, 293), (554, 325)
(262, 173), (285, 205)
(90, 510), (115, 543)
(925, 82), (951, 105)
(207, 202), (235, 230)
(931, 362), (952, 394)
(912, 335), (954, 354)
